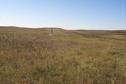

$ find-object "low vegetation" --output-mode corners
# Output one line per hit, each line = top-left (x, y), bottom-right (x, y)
(0, 26), (126, 84)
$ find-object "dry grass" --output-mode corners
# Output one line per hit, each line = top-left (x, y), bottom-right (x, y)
(0, 27), (126, 84)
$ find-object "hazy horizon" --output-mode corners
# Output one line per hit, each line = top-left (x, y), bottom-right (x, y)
(0, 0), (126, 30)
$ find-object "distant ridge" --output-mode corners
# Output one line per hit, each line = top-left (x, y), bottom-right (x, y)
(0, 26), (64, 30)
(0, 26), (126, 31)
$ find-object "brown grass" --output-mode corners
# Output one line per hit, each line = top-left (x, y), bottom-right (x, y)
(0, 26), (126, 84)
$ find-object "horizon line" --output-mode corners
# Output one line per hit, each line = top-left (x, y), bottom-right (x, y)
(0, 25), (126, 30)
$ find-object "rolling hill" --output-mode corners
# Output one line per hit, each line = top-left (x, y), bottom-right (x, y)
(0, 26), (126, 84)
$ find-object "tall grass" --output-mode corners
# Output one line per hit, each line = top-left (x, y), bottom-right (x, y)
(0, 28), (126, 84)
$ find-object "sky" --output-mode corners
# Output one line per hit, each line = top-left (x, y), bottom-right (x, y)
(0, 0), (126, 30)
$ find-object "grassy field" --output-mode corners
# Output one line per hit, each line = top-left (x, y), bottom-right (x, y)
(0, 26), (126, 84)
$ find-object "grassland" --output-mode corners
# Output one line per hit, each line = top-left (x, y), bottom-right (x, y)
(0, 26), (126, 84)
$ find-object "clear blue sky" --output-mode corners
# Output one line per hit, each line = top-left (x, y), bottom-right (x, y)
(0, 0), (126, 29)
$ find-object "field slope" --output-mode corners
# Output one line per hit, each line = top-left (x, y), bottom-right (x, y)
(0, 26), (126, 84)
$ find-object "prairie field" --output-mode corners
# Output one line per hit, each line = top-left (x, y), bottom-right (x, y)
(0, 26), (126, 84)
